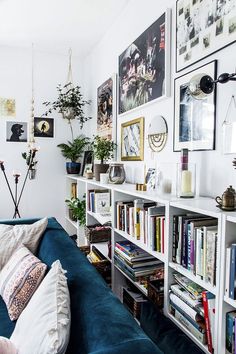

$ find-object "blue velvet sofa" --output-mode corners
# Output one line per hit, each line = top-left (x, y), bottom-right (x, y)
(0, 217), (162, 354)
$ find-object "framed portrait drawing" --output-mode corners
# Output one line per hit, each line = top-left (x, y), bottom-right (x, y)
(174, 60), (217, 151)
(97, 74), (117, 142)
(176, 0), (236, 72)
(121, 117), (144, 161)
(34, 117), (54, 138)
(118, 9), (171, 115)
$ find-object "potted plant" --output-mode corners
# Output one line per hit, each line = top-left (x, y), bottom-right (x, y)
(65, 195), (86, 226)
(22, 149), (38, 180)
(91, 135), (116, 181)
(57, 135), (90, 174)
(43, 83), (91, 140)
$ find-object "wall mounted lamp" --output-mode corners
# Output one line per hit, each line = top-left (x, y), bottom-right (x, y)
(188, 71), (236, 99)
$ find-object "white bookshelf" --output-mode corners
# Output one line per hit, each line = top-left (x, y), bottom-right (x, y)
(65, 175), (234, 354)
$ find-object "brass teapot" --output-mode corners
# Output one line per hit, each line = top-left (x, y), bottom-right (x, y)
(215, 185), (236, 211)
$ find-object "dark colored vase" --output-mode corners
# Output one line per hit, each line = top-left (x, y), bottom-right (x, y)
(94, 163), (109, 181)
(66, 162), (81, 174)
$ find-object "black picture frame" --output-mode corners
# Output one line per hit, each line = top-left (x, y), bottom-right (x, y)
(176, 0), (236, 72)
(173, 60), (217, 151)
(81, 151), (94, 176)
(118, 9), (171, 115)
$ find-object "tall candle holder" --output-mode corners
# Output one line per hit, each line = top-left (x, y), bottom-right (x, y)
(176, 149), (196, 198)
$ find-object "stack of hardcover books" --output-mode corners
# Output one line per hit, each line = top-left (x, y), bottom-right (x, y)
(116, 199), (165, 252)
(170, 273), (215, 353)
(114, 240), (164, 288)
(172, 213), (218, 286)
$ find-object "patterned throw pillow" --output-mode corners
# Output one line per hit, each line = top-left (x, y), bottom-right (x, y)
(0, 337), (17, 354)
(0, 245), (47, 321)
(0, 218), (48, 271)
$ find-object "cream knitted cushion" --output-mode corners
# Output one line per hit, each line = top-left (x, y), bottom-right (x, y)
(0, 337), (17, 354)
(11, 260), (71, 354)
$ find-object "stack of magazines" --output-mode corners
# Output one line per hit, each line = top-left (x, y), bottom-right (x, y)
(114, 240), (163, 286)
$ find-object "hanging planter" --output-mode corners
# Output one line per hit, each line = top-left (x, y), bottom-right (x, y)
(29, 169), (37, 180)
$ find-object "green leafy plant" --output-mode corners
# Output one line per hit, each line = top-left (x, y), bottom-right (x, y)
(22, 150), (38, 169)
(57, 135), (90, 163)
(43, 83), (92, 139)
(91, 135), (116, 164)
(65, 195), (86, 226)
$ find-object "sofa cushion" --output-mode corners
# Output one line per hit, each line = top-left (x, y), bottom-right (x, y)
(0, 246), (47, 320)
(0, 218), (48, 270)
(0, 336), (17, 354)
(10, 260), (70, 354)
(37, 218), (162, 354)
(140, 302), (204, 354)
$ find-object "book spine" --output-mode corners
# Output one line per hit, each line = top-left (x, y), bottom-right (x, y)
(196, 228), (203, 279)
(156, 217), (161, 252)
(181, 220), (188, 268)
(202, 226), (208, 282)
(202, 291), (213, 353)
(190, 223), (195, 273)
(144, 210), (148, 245)
(176, 216), (183, 264)
(226, 312), (234, 353)
(225, 247), (231, 297)
(161, 216), (165, 254)
(172, 215), (177, 262)
(174, 308), (206, 344)
(230, 245), (236, 299)
(187, 223), (191, 271)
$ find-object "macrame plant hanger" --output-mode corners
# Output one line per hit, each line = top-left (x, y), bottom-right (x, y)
(64, 48), (75, 141)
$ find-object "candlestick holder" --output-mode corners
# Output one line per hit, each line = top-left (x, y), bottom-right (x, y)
(176, 163), (196, 198)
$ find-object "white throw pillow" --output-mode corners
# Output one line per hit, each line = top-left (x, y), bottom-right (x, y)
(0, 218), (48, 270)
(11, 260), (71, 354)
(0, 337), (17, 354)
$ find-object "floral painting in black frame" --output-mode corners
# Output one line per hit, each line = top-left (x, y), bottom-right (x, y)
(174, 60), (217, 151)
(176, 0), (236, 72)
(118, 9), (171, 115)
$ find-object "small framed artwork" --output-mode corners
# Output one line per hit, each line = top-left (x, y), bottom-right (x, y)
(145, 168), (156, 190)
(118, 9), (171, 115)
(34, 117), (54, 138)
(81, 150), (94, 177)
(176, 0), (236, 72)
(121, 117), (144, 161)
(174, 60), (217, 151)
(97, 75), (117, 142)
(0, 97), (15, 118)
(6, 121), (27, 142)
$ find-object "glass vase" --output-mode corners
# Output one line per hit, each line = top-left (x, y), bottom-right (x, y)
(176, 163), (196, 198)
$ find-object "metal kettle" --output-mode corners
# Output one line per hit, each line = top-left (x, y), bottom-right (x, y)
(215, 185), (236, 210)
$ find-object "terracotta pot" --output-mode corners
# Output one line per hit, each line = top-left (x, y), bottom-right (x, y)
(94, 163), (109, 181)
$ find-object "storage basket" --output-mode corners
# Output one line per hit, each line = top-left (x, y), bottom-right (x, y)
(85, 224), (111, 243)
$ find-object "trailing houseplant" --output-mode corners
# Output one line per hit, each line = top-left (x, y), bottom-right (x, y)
(57, 135), (90, 174)
(91, 135), (116, 181)
(65, 195), (86, 226)
(43, 83), (91, 140)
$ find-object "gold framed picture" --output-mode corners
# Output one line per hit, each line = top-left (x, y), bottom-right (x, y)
(121, 117), (144, 161)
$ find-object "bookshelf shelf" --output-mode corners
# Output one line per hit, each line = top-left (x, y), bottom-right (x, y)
(91, 242), (110, 262)
(169, 262), (217, 295)
(114, 264), (148, 296)
(65, 176), (232, 354)
(65, 216), (78, 230)
(114, 228), (166, 263)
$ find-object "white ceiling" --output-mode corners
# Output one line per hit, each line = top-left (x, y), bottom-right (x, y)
(0, 0), (130, 58)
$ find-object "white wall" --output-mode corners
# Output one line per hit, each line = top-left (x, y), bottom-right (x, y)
(82, 0), (236, 198)
(0, 46), (84, 225)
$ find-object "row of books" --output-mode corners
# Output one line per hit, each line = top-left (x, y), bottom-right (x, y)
(225, 244), (236, 300)
(226, 310), (236, 354)
(88, 189), (111, 214)
(116, 200), (165, 253)
(170, 273), (215, 353)
(172, 213), (218, 286)
(114, 240), (164, 288)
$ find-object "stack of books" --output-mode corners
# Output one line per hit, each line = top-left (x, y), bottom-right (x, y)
(226, 310), (236, 354)
(170, 273), (215, 352)
(114, 240), (164, 287)
(225, 244), (236, 300)
(116, 199), (165, 252)
(88, 189), (111, 214)
(172, 214), (218, 285)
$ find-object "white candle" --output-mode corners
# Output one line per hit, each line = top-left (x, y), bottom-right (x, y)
(181, 170), (192, 194)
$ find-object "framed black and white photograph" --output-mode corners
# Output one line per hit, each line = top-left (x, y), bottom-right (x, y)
(118, 9), (171, 115)
(176, 0), (236, 72)
(81, 150), (93, 177)
(174, 60), (217, 151)
(6, 121), (27, 142)
(121, 117), (144, 161)
(34, 117), (54, 138)
(97, 75), (116, 141)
